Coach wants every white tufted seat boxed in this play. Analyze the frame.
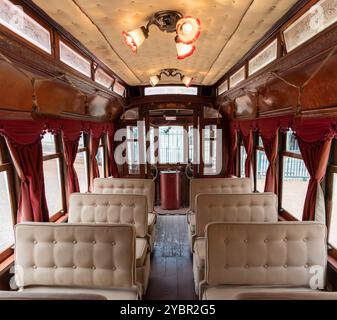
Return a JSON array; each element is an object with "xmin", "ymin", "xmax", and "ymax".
[
  {"xmin": 193, "ymin": 193, "xmax": 278, "ymax": 294},
  {"xmin": 187, "ymin": 178, "xmax": 252, "ymax": 251},
  {"xmin": 14, "ymin": 223, "xmax": 139, "ymax": 300},
  {"xmin": 68, "ymin": 193, "xmax": 151, "ymax": 294},
  {"xmin": 201, "ymin": 222, "xmax": 328, "ymax": 300},
  {"xmin": 93, "ymin": 178, "xmax": 157, "ymax": 250}
]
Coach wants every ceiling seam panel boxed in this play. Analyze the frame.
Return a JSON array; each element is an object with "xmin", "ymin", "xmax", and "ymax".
[
  {"xmin": 72, "ymin": 0, "xmax": 142, "ymax": 84},
  {"xmin": 201, "ymin": 0, "xmax": 255, "ymax": 85}
]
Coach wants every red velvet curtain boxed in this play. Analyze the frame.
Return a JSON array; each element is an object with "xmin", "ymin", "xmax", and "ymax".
[
  {"xmin": 261, "ymin": 133, "xmax": 278, "ymax": 194},
  {"xmin": 297, "ymin": 137, "xmax": 332, "ymax": 221},
  {"xmin": 242, "ymin": 130, "xmax": 253, "ymax": 178},
  {"xmin": 62, "ymin": 133, "xmax": 80, "ymax": 196},
  {"xmin": 6, "ymin": 138, "xmax": 49, "ymax": 222},
  {"xmin": 226, "ymin": 127, "xmax": 238, "ymax": 177},
  {"xmin": 107, "ymin": 125, "xmax": 119, "ymax": 178},
  {"xmin": 89, "ymin": 133, "xmax": 101, "ymax": 192}
]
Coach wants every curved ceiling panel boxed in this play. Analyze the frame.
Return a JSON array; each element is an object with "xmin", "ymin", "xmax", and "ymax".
[{"xmin": 33, "ymin": 0, "xmax": 297, "ymax": 86}]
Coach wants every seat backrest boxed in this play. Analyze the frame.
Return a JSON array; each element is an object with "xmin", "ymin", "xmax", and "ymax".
[
  {"xmin": 93, "ymin": 178, "xmax": 155, "ymax": 212},
  {"xmin": 195, "ymin": 193, "xmax": 278, "ymax": 237},
  {"xmin": 15, "ymin": 223, "xmax": 136, "ymax": 290},
  {"xmin": 68, "ymin": 193, "xmax": 148, "ymax": 238},
  {"xmin": 205, "ymin": 222, "xmax": 327, "ymax": 288},
  {"xmin": 190, "ymin": 178, "xmax": 252, "ymax": 211}
]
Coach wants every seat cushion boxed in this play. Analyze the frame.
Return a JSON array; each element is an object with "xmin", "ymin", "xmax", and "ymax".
[
  {"xmin": 136, "ymin": 238, "xmax": 148, "ymax": 267},
  {"xmin": 22, "ymin": 286, "xmax": 138, "ymax": 300},
  {"xmin": 148, "ymin": 213, "xmax": 156, "ymax": 233},
  {"xmin": 193, "ymin": 238, "xmax": 205, "ymax": 267},
  {"xmin": 202, "ymin": 286, "xmax": 316, "ymax": 300}
]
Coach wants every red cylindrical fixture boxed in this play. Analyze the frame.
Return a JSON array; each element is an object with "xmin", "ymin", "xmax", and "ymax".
[{"xmin": 160, "ymin": 171, "xmax": 181, "ymax": 210}]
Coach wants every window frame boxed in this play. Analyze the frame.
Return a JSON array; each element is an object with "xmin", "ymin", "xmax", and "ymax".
[
  {"xmin": 254, "ymin": 134, "xmax": 268, "ymax": 193},
  {"xmin": 42, "ymin": 133, "xmax": 66, "ymax": 221},
  {"xmin": 279, "ymin": 130, "xmax": 310, "ymax": 221},
  {"xmin": 0, "ymin": 136, "xmax": 16, "ymax": 258},
  {"xmin": 75, "ymin": 133, "xmax": 90, "ymax": 193}
]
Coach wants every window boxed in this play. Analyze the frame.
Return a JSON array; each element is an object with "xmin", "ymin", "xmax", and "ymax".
[
  {"xmin": 188, "ymin": 125, "xmax": 199, "ymax": 164},
  {"xmin": 96, "ymin": 136, "xmax": 105, "ymax": 178},
  {"xmin": 95, "ymin": 68, "xmax": 114, "ymax": 89},
  {"xmin": 0, "ymin": 171, "xmax": 14, "ymax": 252},
  {"xmin": 0, "ymin": 136, "xmax": 14, "ymax": 253},
  {"xmin": 283, "ymin": 0, "xmax": 337, "ymax": 52},
  {"xmin": 203, "ymin": 125, "xmax": 222, "ymax": 175},
  {"xmin": 126, "ymin": 126, "xmax": 140, "ymax": 174},
  {"xmin": 144, "ymin": 86, "xmax": 198, "ymax": 96},
  {"xmin": 249, "ymin": 39, "xmax": 278, "ymax": 76},
  {"xmin": 113, "ymin": 82, "xmax": 126, "ymax": 97},
  {"xmin": 255, "ymin": 136, "xmax": 269, "ymax": 192},
  {"xmin": 159, "ymin": 126, "xmax": 185, "ymax": 164},
  {"xmin": 282, "ymin": 131, "xmax": 310, "ymax": 220},
  {"xmin": 240, "ymin": 145, "xmax": 247, "ymax": 177},
  {"xmin": 74, "ymin": 133, "xmax": 89, "ymax": 193},
  {"xmin": 329, "ymin": 173, "xmax": 337, "ymax": 249},
  {"xmin": 230, "ymin": 66, "xmax": 245, "ymax": 88},
  {"xmin": 59, "ymin": 41, "xmax": 91, "ymax": 77},
  {"xmin": 0, "ymin": 0, "xmax": 52, "ymax": 54},
  {"xmin": 42, "ymin": 133, "xmax": 63, "ymax": 217},
  {"xmin": 217, "ymin": 80, "xmax": 228, "ymax": 95}
]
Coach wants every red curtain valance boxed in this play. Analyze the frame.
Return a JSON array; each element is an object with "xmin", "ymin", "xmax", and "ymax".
[{"xmin": 0, "ymin": 118, "xmax": 115, "ymax": 144}]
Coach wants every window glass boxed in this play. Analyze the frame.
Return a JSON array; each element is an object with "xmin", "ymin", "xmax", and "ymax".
[
  {"xmin": 256, "ymin": 150, "xmax": 269, "ymax": 192},
  {"xmin": 329, "ymin": 173, "xmax": 337, "ymax": 249},
  {"xmin": 79, "ymin": 133, "xmax": 85, "ymax": 148},
  {"xmin": 96, "ymin": 146, "xmax": 104, "ymax": 178},
  {"xmin": 159, "ymin": 126, "xmax": 184, "ymax": 164},
  {"xmin": 43, "ymin": 158, "xmax": 62, "ymax": 216},
  {"xmin": 203, "ymin": 125, "xmax": 221, "ymax": 175},
  {"xmin": 0, "ymin": 171, "xmax": 14, "ymax": 252},
  {"xmin": 241, "ymin": 146, "xmax": 247, "ymax": 177},
  {"xmin": 42, "ymin": 133, "xmax": 56, "ymax": 155},
  {"xmin": 0, "ymin": 0, "xmax": 52, "ymax": 54},
  {"xmin": 144, "ymin": 86, "xmax": 198, "ymax": 96},
  {"xmin": 74, "ymin": 151, "xmax": 88, "ymax": 193},
  {"xmin": 127, "ymin": 126, "xmax": 140, "ymax": 174},
  {"xmin": 282, "ymin": 156, "xmax": 310, "ymax": 220},
  {"xmin": 286, "ymin": 130, "xmax": 301, "ymax": 154}
]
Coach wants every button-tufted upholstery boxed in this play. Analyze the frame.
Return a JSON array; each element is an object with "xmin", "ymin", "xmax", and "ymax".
[
  {"xmin": 68, "ymin": 193, "xmax": 151, "ymax": 294},
  {"xmin": 188, "ymin": 178, "xmax": 252, "ymax": 251},
  {"xmin": 93, "ymin": 178, "xmax": 155, "ymax": 212},
  {"xmin": 14, "ymin": 223, "xmax": 139, "ymax": 300},
  {"xmin": 195, "ymin": 193, "xmax": 278, "ymax": 238},
  {"xmin": 93, "ymin": 178, "xmax": 157, "ymax": 250},
  {"xmin": 201, "ymin": 222, "xmax": 327, "ymax": 300},
  {"xmin": 189, "ymin": 178, "xmax": 252, "ymax": 212},
  {"xmin": 193, "ymin": 193, "xmax": 278, "ymax": 294},
  {"xmin": 68, "ymin": 193, "xmax": 148, "ymax": 238}
]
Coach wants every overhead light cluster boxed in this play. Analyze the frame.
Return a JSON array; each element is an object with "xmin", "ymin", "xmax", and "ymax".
[
  {"xmin": 150, "ymin": 68, "xmax": 193, "ymax": 88},
  {"xmin": 122, "ymin": 11, "xmax": 201, "ymax": 60}
]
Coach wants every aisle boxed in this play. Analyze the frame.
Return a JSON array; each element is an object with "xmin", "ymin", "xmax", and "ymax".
[{"xmin": 145, "ymin": 215, "xmax": 197, "ymax": 300}]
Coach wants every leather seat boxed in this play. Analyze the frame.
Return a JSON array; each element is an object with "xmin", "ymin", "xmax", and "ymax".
[
  {"xmin": 68, "ymin": 193, "xmax": 151, "ymax": 295},
  {"xmin": 188, "ymin": 178, "xmax": 252, "ymax": 252},
  {"xmin": 94, "ymin": 178, "xmax": 157, "ymax": 250},
  {"xmin": 193, "ymin": 193, "xmax": 278, "ymax": 294},
  {"xmin": 200, "ymin": 222, "xmax": 328, "ymax": 300},
  {"xmin": 14, "ymin": 223, "xmax": 140, "ymax": 300}
]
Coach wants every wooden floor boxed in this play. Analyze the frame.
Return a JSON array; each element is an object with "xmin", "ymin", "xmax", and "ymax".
[{"xmin": 145, "ymin": 215, "xmax": 197, "ymax": 300}]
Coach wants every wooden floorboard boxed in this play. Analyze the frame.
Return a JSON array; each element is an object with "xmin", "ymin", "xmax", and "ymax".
[{"xmin": 145, "ymin": 215, "xmax": 197, "ymax": 300}]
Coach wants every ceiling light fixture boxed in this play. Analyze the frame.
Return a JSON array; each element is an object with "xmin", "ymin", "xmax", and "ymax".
[
  {"xmin": 123, "ymin": 10, "xmax": 201, "ymax": 59},
  {"xmin": 150, "ymin": 68, "xmax": 193, "ymax": 88}
]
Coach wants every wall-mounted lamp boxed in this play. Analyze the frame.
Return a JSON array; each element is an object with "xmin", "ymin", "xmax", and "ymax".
[
  {"xmin": 150, "ymin": 68, "xmax": 193, "ymax": 87},
  {"xmin": 123, "ymin": 10, "xmax": 201, "ymax": 59}
]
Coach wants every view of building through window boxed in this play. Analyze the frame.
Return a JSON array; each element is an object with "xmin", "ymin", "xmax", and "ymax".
[{"xmin": 0, "ymin": 171, "xmax": 14, "ymax": 252}]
